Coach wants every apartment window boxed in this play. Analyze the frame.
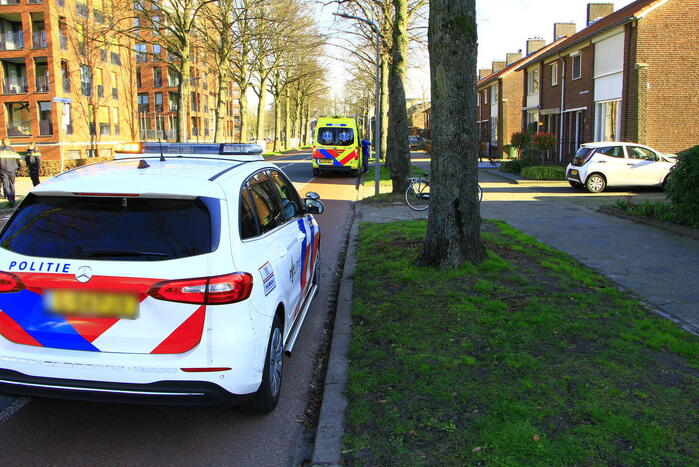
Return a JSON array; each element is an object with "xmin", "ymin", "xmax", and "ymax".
[
  {"xmin": 152, "ymin": 44, "xmax": 161, "ymax": 61},
  {"xmin": 153, "ymin": 67, "xmax": 163, "ymax": 87},
  {"xmin": 154, "ymin": 92, "xmax": 163, "ymax": 112},
  {"xmin": 571, "ymin": 54, "xmax": 581, "ymax": 80},
  {"xmin": 98, "ymin": 106, "xmax": 110, "ymax": 135},
  {"xmin": 61, "ymin": 60, "xmax": 70, "ymax": 93},
  {"xmin": 594, "ymin": 100, "xmax": 620, "ymax": 141},
  {"xmin": 5, "ymin": 102, "xmax": 31, "ymax": 137},
  {"xmin": 483, "ymin": 90, "xmax": 488, "ymax": 105},
  {"xmin": 135, "ymin": 43, "xmax": 147, "ymax": 63},
  {"xmin": 80, "ymin": 64, "xmax": 92, "ymax": 97},
  {"xmin": 111, "ymin": 71, "xmax": 117, "ymax": 99},
  {"xmin": 551, "ymin": 62, "xmax": 559, "ymax": 86},
  {"xmin": 76, "ymin": 2, "xmax": 88, "ymax": 17},
  {"xmin": 168, "ymin": 92, "xmax": 179, "ymax": 111},
  {"xmin": 100, "ymin": 48, "xmax": 107, "ymax": 62},
  {"xmin": 168, "ymin": 68, "xmax": 180, "ymax": 87},
  {"xmin": 88, "ymin": 104, "xmax": 95, "ymax": 135},
  {"xmin": 527, "ymin": 68, "xmax": 539, "ymax": 95},
  {"xmin": 110, "ymin": 49, "xmax": 121, "ymax": 66},
  {"xmin": 138, "ymin": 93, "xmax": 149, "ymax": 113},
  {"xmin": 96, "ymin": 68, "xmax": 104, "ymax": 97},
  {"xmin": 112, "ymin": 107, "xmax": 119, "ymax": 135},
  {"xmin": 490, "ymin": 85, "xmax": 498, "ymax": 104}
]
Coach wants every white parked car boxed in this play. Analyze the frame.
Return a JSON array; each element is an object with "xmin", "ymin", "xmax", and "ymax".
[
  {"xmin": 0, "ymin": 143, "xmax": 323, "ymax": 413},
  {"xmin": 566, "ymin": 142, "xmax": 676, "ymax": 193}
]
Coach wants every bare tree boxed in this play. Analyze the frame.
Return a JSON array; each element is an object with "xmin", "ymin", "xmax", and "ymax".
[{"xmin": 419, "ymin": 0, "xmax": 485, "ymax": 267}]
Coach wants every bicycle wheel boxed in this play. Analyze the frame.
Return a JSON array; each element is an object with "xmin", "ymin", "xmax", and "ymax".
[
  {"xmin": 405, "ymin": 180, "xmax": 430, "ymax": 211},
  {"xmin": 477, "ymin": 184, "xmax": 483, "ymax": 202}
]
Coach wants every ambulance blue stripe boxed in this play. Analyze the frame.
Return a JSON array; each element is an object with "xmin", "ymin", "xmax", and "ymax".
[
  {"xmin": 317, "ymin": 149, "xmax": 343, "ymax": 167},
  {"xmin": 1, "ymin": 291, "xmax": 99, "ymax": 352}
]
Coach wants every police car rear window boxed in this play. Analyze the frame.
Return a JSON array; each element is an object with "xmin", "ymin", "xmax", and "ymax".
[
  {"xmin": 317, "ymin": 127, "xmax": 354, "ymax": 146},
  {"xmin": 0, "ymin": 194, "xmax": 217, "ymax": 261}
]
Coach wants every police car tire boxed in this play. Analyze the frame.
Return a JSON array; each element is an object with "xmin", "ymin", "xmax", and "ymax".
[{"xmin": 241, "ymin": 314, "xmax": 284, "ymax": 414}]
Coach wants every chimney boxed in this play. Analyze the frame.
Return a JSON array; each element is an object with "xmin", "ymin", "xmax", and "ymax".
[
  {"xmin": 478, "ymin": 68, "xmax": 492, "ymax": 80},
  {"xmin": 587, "ymin": 3, "xmax": 614, "ymax": 25},
  {"xmin": 506, "ymin": 51, "xmax": 523, "ymax": 65},
  {"xmin": 554, "ymin": 22, "xmax": 576, "ymax": 41},
  {"xmin": 492, "ymin": 61, "xmax": 506, "ymax": 73},
  {"xmin": 526, "ymin": 38, "xmax": 546, "ymax": 55}
]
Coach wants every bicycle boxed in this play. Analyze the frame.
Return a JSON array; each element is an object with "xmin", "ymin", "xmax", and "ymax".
[{"xmin": 404, "ymin": 174, "xmax": 482, "ymax": 211}]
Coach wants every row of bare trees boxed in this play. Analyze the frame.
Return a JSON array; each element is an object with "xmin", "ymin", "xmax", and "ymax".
[{"xmin": 63, "ymin": 0, "xmax": 329, "ymax": 146}]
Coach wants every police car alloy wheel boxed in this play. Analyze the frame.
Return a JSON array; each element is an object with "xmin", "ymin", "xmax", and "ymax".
[{"xmin": 0, "ymin": 142, "xmax": 323, "ymax": 411}]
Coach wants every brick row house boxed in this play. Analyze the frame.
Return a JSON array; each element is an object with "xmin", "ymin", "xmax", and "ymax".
[{"xmin": 478, "ymin": 0, "xmax": 699, "ymax": 162}]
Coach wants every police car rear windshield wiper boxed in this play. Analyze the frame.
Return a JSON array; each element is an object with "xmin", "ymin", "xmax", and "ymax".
[{"xmin": 84, "ymin": 248, "xmax": 169, "ymax": 258}]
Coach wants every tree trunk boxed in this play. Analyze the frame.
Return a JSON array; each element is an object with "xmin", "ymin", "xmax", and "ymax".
[
  {"xmin": 419, "ymin": 0, "xmax": 485, "ymax": 268},
  {"xmin": 303, "ymin": 105, "xmax": 310, "ymax": 145},
  {"xmin": 272, "ymin": 93, "xmax": 282, "ymax": 152},
  {"xmin": 214, "ymin": 70, "xmax": 226, "ymax": 143},
  {"xmin": 239, "ymin": 83, "xmax": 248, "ymax": 142},
  {"xmin": 380, "ymin": 57, "xmax": 389, "ymax": 162},
  {"xmin": 386, "ymin": 0, "xmax": 411, "ymax": 194},
  {"xmin": 284, "ymin": 88, "xmax": 291, "ymax": 149},
  {"xmin": 177, "ymin": 46, "xmax": 191, "ymax": 142},
  {"xmin": 255, "ymin": 75, "xmax": 268, "ymax": 141}
]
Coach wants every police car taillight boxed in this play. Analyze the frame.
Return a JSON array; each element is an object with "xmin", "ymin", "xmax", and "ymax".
[
  {"xmin": 148, "ymin": 273, "xmax": 253, "ymax": 305},
  {"xmin": 0, "ymin": 272, "xmax": 24, "ymax": 293}
]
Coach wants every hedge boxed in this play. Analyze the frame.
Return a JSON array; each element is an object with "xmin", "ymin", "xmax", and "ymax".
[
  {"xmin": 520, "ymin": 165, "xmax": 566, "ymax": 180},
  {"xmin": 665, "ymin": 145, "xmax": 699, "ymax": 227},
  {"xmin": 17, "ymin": 156, "xmax": 114, "ymax": 178}
]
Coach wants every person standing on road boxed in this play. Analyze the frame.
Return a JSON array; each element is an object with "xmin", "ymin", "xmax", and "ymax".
[
  {"xmin": 361, "ymin": 139, "xmax": 371, "ymax": 173},
  {"xmin": 24, "ymin": 142, "xmax": 41, "ymax": 186},
  {"xmin": 0, "ymin": 137, "xmax": 21, "ymax": 208}
]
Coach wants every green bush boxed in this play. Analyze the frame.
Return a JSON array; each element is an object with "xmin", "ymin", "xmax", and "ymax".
[
  {"xmin": 17, "ymin": 156, "xmax": 114, "ymax": 178},
  {"xmin": 665, "ymin": 145, "xmax": 699, "ymax": 226},
  {"xmin": 520, "ymin": 165, "xmax": 566, "ymax": 180},
  {"xmin": 500, "ymin": 159, "xmax": 523, "ymax": 174}
]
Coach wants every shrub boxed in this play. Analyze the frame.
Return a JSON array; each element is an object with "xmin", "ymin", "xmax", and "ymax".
[
  {"xmin": 520, "ymin": 165, "xmax": 566, "ymax": 180},
  {"xmin": 17, "ymin": 156, "xmax": 114, "ymax": 178},
  {"xmin": 500, "ymin": 159, "xmax": 522, "ymax": 174},
  {"xmin": 665, "ymin": 145, "xmax": 699, "ymax": 226},
  {"xmin": 510, "ymin": 131, "xmax": 530, "ymax": 157},
  {"xmin": 531, "ymin": 132, "xmax": 557, "ymax": 152}
]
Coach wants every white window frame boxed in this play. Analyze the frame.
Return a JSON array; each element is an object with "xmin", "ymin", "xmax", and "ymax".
[
  {"xmin": 491, "ymin": 85, "xmax": 498, "ymax": 104},
  {"xmin": 551, "ymin": 62, "xmax": 559, "ymax": 86},
  {"xmin": 484, "ymin": 90, "xmax": 488, "ymax": 105},
  {"xmin": 477, "ymin": 92, "xmax": 480, "ymax": 107},
  {"xmin": 527, "ymin": 68, "xmax": 539, "ymax": 95}
]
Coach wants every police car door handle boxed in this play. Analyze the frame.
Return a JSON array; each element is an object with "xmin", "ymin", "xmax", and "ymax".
[
  {"xmin": 297, "ymin": 233, "xmax": 306, "ymax": 241},
  {"xmin": 278, "ymin": 247, "xmax": 288, "ymax": 258}
]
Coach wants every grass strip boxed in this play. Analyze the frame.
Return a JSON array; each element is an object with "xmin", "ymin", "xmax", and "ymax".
[
  {"xmin": 344, "ymin": 219, "xmax": 699, "ymax": 466},
  {"xmin": 612, "ymin": 199, "xmax": 699, "ymax": 230}
]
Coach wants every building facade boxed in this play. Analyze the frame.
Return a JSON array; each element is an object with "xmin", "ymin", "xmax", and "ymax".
[{"xmin": 0, "ymin": 0, "xmax": 136, "ymax": 162}]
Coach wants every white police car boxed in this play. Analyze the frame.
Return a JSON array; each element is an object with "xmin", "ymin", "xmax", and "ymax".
[{"xmin": 0, "ymin": 142, "xmax": 323, "ymax": 413}]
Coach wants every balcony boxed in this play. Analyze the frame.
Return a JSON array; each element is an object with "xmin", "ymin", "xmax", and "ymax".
[
  {"xmin": 36, "ymin": 75, "xmax": 50, "ymax": 93},
  {"xmin": 32, "ymin": 32, "xmax": 47, "ymax": 49},
  {"xmin": 39, "ymin": 120, "xmax": 53, "ymax": 136},
  {"xmin": 154, "ymin": 104, "xmax": 163, "ymax": 113},
  {"xmin": 7, "ymin": 121, "xmax": 31, "ymax": 137},
  {"xmin": 3, "ymin": 78, "xmax": 28, "ymax": 94},
  {"xmin": 0, "ymin": 31, "xmax": 24, "ymax": 51}
]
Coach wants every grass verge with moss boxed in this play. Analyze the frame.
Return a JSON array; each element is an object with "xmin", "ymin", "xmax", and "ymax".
[{"xmin": 343, "ymin": 219, "xmax": 699, "ymax": 466}]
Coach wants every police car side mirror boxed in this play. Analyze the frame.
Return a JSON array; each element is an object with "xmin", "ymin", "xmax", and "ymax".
[
  {"xmin": 304, "ymin": 198, "xmax": 324, "ymax": 215},
  {"xmin": 306, "ymin": 191, "xmax": 320, "ymax": 200}
]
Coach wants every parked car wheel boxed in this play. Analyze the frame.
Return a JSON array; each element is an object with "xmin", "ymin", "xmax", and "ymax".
[
  {"xmin": 569, "ymin": 181, "xmax": 583, "ymax": 189},
  {"xmin": 585, "ymin": 173, "xmax": 606, "ymax": 193},
  {"xmin": 241, "ymin": 313, "xmax": 284, "ymax": 414}
]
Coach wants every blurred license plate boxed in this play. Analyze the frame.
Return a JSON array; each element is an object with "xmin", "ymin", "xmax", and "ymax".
[
  {"xmin": 47, "ymin": 290, "xmax": 139, "ymax": 319},
  {"xmin": 317, "ymin": 159, "xmax": 333, "ymax": 165}
]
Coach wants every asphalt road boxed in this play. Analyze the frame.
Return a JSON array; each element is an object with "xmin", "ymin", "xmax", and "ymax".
[{"xmin": 0, "ymin": 151, "xmax": 358, "ymax": 466}]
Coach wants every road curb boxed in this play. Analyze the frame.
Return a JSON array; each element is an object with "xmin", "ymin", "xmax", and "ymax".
[
  {"xmin": 311, "ymin": 216, "xmax": 358, "ymax": 466},
  {"xmin": 598, "ymin": 206, "xmax": 699, "ymax": 241}
]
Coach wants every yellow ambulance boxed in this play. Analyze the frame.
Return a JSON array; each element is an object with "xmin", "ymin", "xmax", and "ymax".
[{"xmin": 312, "ymin": 116, "xmax": 363, "ymax": 176}]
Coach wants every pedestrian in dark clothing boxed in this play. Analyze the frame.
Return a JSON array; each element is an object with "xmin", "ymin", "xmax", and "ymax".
[
  {"xmin": 24, "ymin": 142, "xmax": 41, "ymax": 186},
  {"xmin": 0, "ymin": 137, "xmax": 21, "ymax": 208},
  {"xmin": 361, "ymin": 139, "xmax": 371, "ymax": 173}
]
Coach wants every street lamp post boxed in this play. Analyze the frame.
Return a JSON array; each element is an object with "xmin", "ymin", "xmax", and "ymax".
[{"xmin": 333, "ymin": 12, "xmax": 381, "ymax": 196}]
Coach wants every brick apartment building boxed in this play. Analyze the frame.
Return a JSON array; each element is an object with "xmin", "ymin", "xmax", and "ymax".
[
  {"xmin": 520, "ymin": 0, "xmax": 699, "ymax": 162},
  {"xmin": 476, "ymin": 36, "xmax": 568, "ymax": 158},
  {"xmin": 0, "ymin": 0, "xmax": 136, "ymax": 163}
]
